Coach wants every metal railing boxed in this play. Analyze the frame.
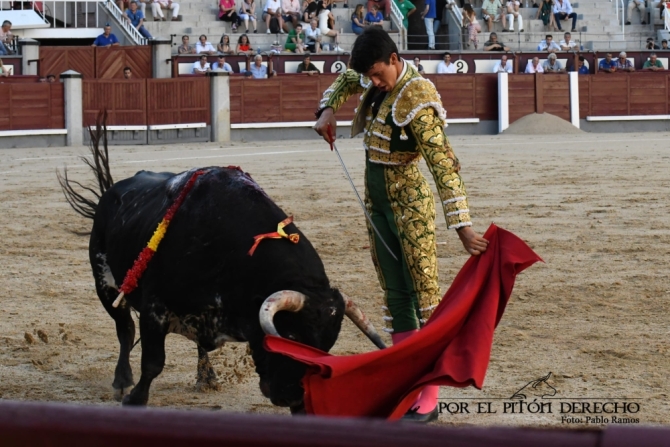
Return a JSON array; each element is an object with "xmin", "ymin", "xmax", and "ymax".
[
  {"xmin": 447, "ymin": 0, "xmax": 463, "ymax": 27},
  {"xmin": 102, "ymin": 0, "xmax": 148, "ymax": 45},
  {"xmin": 390, "ymin": 0, "xmax": 406, "ymax": 50},
  {"xmin": 614, "ymin": 0, "xmax": 625, "ymax": 35}
]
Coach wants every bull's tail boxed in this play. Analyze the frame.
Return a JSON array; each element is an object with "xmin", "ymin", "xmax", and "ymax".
[{"xmin": 57, "ymin": 110, "xmax": 115, "ymax": 221}]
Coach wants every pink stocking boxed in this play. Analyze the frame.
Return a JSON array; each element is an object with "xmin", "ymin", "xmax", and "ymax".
[{"xmin": 391, "ymin": 329, "xmax": 438, "ymax": 415}]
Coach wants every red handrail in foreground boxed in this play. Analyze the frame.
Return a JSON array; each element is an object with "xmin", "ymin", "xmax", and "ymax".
[{"xmin": 0, "ymin": 400, "xmax": 667, "ymax": 447}]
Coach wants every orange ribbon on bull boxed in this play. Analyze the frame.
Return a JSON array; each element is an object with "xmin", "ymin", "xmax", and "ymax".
[{"xmin": 248, "ymin": 216, "xmax": 300, "ymax": 256}]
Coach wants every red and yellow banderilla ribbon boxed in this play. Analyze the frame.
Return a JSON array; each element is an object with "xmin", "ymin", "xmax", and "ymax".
[
  {"xmin": 248, "ymin": 216, "xmax": 300, "ymax": 256},
  {"xmin": 112, "ymin": 170, "xmax": 206, "ymax": 308}
]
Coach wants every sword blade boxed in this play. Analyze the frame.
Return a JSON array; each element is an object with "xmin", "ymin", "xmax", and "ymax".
[{"xmin": 332, "ymin": 143, "xmax": 399, "ymax": 262}]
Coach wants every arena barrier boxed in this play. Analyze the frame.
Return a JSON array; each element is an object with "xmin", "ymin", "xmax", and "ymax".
[{"xmin": 0, "ymin": 400, "xmax": 669, "ymax": 447}]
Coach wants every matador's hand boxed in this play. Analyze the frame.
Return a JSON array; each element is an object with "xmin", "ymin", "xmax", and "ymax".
[
  {"xmin": 314, "ymin": 107, "xmax": 337, "ymax": 145},
  {"xmin": 457, "ymin": 226, "xmax": 489, "ymax": 255}
]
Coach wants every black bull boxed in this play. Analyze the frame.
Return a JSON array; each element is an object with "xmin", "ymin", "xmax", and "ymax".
[{"xmin": 59, "ymin": 142, "xmax": 385, "ymax": 412}]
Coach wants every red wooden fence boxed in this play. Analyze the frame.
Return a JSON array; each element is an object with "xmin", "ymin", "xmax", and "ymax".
[
  {"xmin": 508, "ymin": 74, "xmax": 570, "ymax": 124},
  {"xmin": 40, "ymin": 46, "xmax": 152, "ymax": 80},
  {"xmin": 0, "ymin": 82, "xmax": 64, "ymax": 130},
  {"xmin": 83, "ymin": 78, "xmax": 210, "ymax": 127},
  {"xmin": 579, "ymin": 73, "xmax": 670, "ymax": 118}
]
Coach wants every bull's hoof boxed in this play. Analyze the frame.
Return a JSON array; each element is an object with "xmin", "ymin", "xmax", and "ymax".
[
  {"xmin": 195, "ymin": 379, "xmax": 221, "ymax": 392},
  {"xmin": 113, "ymin": 386, "xmax": 133, "ymax": 402},
  {"xmin": 290, "ymin": 403, "xmax": 306, "ymax": 415}
]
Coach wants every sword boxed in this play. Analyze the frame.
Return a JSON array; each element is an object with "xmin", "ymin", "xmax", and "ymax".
[{"xmin": 326, "ymin": 125, "xmax": 399, "ymax": 262}]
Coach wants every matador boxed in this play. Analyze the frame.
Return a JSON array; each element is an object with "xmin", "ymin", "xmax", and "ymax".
[{"xmin": 314, "ymin": 28, "xmax": 489, "ymax": 422}]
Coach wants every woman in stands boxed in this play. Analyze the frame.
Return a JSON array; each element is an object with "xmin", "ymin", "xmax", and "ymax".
[
  {"xmin": 351, "ymin": 4, "xmax": 365, "ymax": 34},
  {"xmin": 536, "ymin": 0, "xmax": 558, "ymax": 31},
  {"xmin": 239, "ymin": 0, "xmax": 258, "ymax": 33},
  {"xmin": 219, "ymin": 0, "xmax": 242, "ymax": 32},
  {"xmin": 317, "ymin": 0, "xmax": 342, "ymax": 51},
  {"xmin": 462, "ymin": 3, "xmax": 480, "ymax": 49},
  {"xmin": 218, "ymin": 34, "xmax": 234, "ymax": 54},
  {"xmin": 236, "ymin": 33, "xmax": 255, "ymax": 55},
  {"xmin": 364, "ymin": 3, "xmax": 383, "ymax": 26}
]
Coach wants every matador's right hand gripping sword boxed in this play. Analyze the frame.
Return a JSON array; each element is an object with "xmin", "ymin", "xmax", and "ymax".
[{"xmin": 326, "ymin": 125, "xmax": 399, "ymax": 262}]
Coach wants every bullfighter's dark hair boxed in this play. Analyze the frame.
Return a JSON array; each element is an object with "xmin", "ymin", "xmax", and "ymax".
[{"xmin": 350, "ymin": 27, "xmax": 398, "ymax": 75}]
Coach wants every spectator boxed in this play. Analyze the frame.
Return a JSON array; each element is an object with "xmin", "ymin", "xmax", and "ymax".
[
  {"xmin": 283, "ymin": 0, "xmax": 302, "ymax": 31},
  {"xmin": 303, "ymin": 0, "xmax": 318, "ymax": 22},
  {"xmin": 0, "ymin": 58, "xmax": 8, "ymax": 77},
  {"xmin": 646, "ymin": 37, "xmax": 660, "ymax": 50},
  {"xmin": 525, "ymin": 56, "xmax": 544, "ymax": 73},
  {"xmin": 643, "ymin": 53, "xmax": 665, "ymax": 71},
  {"xmin": 504, "ymin": 0, "xmax": 523, "ymax": 32},
  {"xmin": 123, "ymin": 66, "xmax": 133, "ymax": 78},
  {"xmin": 304, "ymin": 19, "xmax": 322, "ymax": 53},
  {"xmin": 413, "ymin": 57, "xmax": 425, "ymax": 74},
  {"xmin": 196, "ymin": 35, "xmax": 217, "ymax": 54},
  {"xmin": 246, "ymin": 54, "xmax": 268, "ymax": 78},
  {"xmin": 573, "ymin": 55, "xmax": 589, "ymax": 74},
  {"xmin": 559, "ymin": 31, "xmax": 577, "ymax": 51},
  {"xmin": 318, "ymin": 1, "xmax": 342, "ymax": 50},
  {"xmin": 434, "ymin": 0, "xmax": 446, "ymax": 34},
  {"xmin": 436, "ymin": 52, "xmax": 456, "ymax": 73},
  {"xmin": 543, "ymin": 53, "xmax": 564, "ymax": 72},
  {"xmin": 92, "ymin": 25, "xmax": 120, "ymax": 47},
  {"xmin": 0, "ymin": 20, "xmax": 12, "ymax": 55},
  {"xmin": 178, "ymin": 35, "xmax": 196, "ymax": 54},
  {"xmin": 151, "ymin": 0, "xmax": 180, "ymax": 22},
  {"xmin": 553, "ymin": 0, "xmax": 577, "ymax": 32},
  {"xmin": 236, "ymin": 33, "xmax": 254, "ymax": 54},
  {"xmin": 365, "ymin": 4, "xmax": 384, "ymax": 26},
  {"xmin": 212, "ymin": 54, "xmax": 234, "ymax": 72},
  {"xmin": 625, "ymin": 0, "xmax": 646, "ymax": 25},
  {"xmin": 192, "ymin": 55, "xmax": 211, "ymax": 74},
  {"xmin": 395, "ymin": 0, "xmax": 417, "ymax": 29},
  {"xmin": 285, "ymin": 23, "xmax": 306, "ymax": 52},
  {"xmin": 598, "ymin": 52, "xmax": 616, "ymax": 73},
  {"xmin": 367, "ymin": 0, "xmax": 390, "ymax": 19},
  {"xmin": 239, "ymin": 0, "xmax": 258, "ymax": 33},
  {"xmin": 463, "ymin": 4, "xmax": 481, "ymax": 49},
  {"xmin": 614, "ymin": 51, "xmax": 635, "ymax": 72},
  {"xmin": 219, "ymin": 0, "xmax": 241, "ymax": 32},
  {"xmin": 662, "ymin": 39, "xmax": 669, "ymax": 50},
  {"xmin": 297, "ymin": 55, "xmax": 320, "ymax": 74},
  {"xmin": 421, "ymin": 0, "xmax": 436, "ymax": 50},
  {"xmin": 264, "ymin": 0, "xmax": 285, "ymax": 34},
  {"xmin": 484, "ymin": 32, "xmax": 510, "ymax": 51},
  {"xmin": 124, "ymin": 1, "xmax": 153, "ymax": 40},
  {"xmin": 218, "ymin": 34, "xmax": 234, "ymax": 54},
  {"xmin": 536, "ymin": 0, "xmax": 558, "ymax": 31},
  {"xmin": 481, "ymin": 0, "xmax": 505, "ymax": 33},
  {"xmin": 351, "ymin": 4, "xmax": 365, "ymax": 35},
  {"xmin": 537, "ymin": 34, "xmax": 561, "ymax": 52},
  {"xmin": 493, "ymin": 54, "xmax": 513, "ymax": 73}
]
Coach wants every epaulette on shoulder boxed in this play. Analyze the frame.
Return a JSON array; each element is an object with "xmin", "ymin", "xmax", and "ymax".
[{"xmin": 391, "ymin": 77, "xmax": 447, "ymax": 127}]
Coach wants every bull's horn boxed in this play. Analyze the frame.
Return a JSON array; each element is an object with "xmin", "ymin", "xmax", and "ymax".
[
  {"xmin": 341, "ymin": 294, "xmax": 387, "ymax": 350},
  {"xmin": 259, "ymin": 291, "xmax": 307, "ymax": 336}
]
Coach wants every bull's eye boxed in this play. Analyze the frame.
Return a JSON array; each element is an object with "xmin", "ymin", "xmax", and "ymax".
[
  {"xmin": 287, "ymin": 334, "xmax": 297, "ymax": 340},
  {"xmin": 330, "ymin": 307, "xmax": 337, "ymax": 316}
]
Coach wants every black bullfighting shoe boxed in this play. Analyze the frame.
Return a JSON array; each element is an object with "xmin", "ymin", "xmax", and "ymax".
[{"xmin": 401, "ymin": 405, "xmax": 439, "ymax": 423}]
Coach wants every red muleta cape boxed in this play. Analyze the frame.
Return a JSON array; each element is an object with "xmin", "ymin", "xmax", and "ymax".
[{"xmin": 264, "ymin": 224, "xmax": 543, "ymax": 419}]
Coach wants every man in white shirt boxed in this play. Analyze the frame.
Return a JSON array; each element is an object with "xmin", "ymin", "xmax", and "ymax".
[
  {"xmin": 192, "ymin": 55, "xmax": 211, "ymax": 74},
  {"xmin": 504, "ymin": 0, "xmax": 522, "ymax": 32},
  {"xmin": 525, "ymin": 56, "xmax": 544, "ymax": 73},
  {"xmin": 493, "ymin": 54, "xmax": 513, "ymax": 73},
  {"xmin": 304, "ymin": 19, "xmax": 322, "ymax": 53},
  {"xmin": 559, "ymin": 31, "xmax": 577, "ymax": 51},
  {"xmin": 436, "ymin": 52, "xmax": 457, "ymax": 73},
  {"xmin": 553, "ymin": 0, "xmax": 577, "ymax": 31},
  {"xmin": 626, "ymin": 0, "xmax": 647, "ymax": 25},
  {"xmin": 211, "ymin": 54, "xmax": 233, "ymax": 72},
  {"xmin": 264, "ymin": 0, "xmax": 285, "ymax": 34},
  {"xmin": 282, "ymin": 0, "xmax": 301, "ymax": 31},
  {"xmin": 537, "ymin": 34, "xmax": 561, "ymax": 52},
  {"xmin": 481, "ymin": 0, "xmax": 506, "ymax": 32},
  {"xmin": 195, "ymin": 35, "xmax": 216, "ymax": 54}
]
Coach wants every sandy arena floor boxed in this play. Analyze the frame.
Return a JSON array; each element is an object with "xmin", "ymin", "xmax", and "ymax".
[{"xmin": 0, "ymin": 132, "xmax": 669, "ymax": 427}]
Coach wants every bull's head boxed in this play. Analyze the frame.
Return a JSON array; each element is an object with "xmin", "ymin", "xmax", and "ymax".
[{"xmin": 256, "ymin": 290, "xmax": 385, "ymax": 411}]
